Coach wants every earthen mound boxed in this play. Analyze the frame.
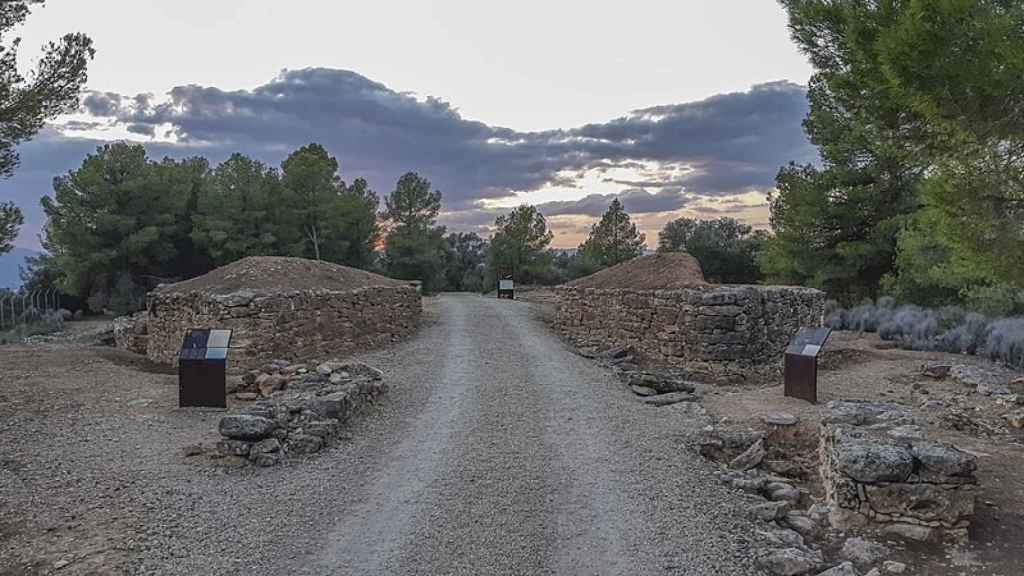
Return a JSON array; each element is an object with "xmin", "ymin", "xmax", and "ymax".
[
  {"xmin": 158, "ymin": 256, "xmax": 404, "ymax": 296},
  {"xmin": 566, "ymin": 252, "xmax": 707, "ymax": 290}
]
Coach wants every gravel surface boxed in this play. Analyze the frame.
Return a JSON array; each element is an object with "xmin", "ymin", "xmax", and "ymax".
[{"xmin": 1, "ymin": 294, "xmax": 763, "ymax": 575}]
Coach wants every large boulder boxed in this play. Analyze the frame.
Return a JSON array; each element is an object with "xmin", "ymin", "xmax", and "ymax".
[{"xmin": 218, "ymin": 414, "xmax": 276, "ymax": 440}]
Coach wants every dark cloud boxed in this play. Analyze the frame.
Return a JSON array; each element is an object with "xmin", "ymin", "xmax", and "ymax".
[
  {"xmin": 3, "ymin": 68, "xmax": 814, "ymax": 248},
  {"xmin": 81, "ymin": 91, "xmax": 122, "ymax": 116},
  {"xmin": 126, "ymin": 123, "xmax": 156, "ymax": 137},
  {"xmin": 537, "ymin": 188, "xmax": 695, "ymax": 217},
  {"xmin": 59, "ymin": 120, "xmax": 105, "ymax": 131}
]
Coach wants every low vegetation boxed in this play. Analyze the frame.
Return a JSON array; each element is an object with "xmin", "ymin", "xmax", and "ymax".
[{"xmin": 825, "ymin": 298, "xmax": 1024, "ymax": 369}]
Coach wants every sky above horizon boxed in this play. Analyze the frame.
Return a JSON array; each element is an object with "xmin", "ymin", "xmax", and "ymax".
[{"xmin": 3, "ymin": 0, "xmax": 817, "ymax": 250}]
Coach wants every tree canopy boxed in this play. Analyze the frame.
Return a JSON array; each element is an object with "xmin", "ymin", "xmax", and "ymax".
[
  {"xmin": 486, "ymin": 204, "xmax": 554, "ymax": 287},
  {"xmin": 0, "ymin": 200, "xmax": 22, "ymax": 254},
  {"xmin": 659, "ymin": 217, "xmax": 766, "ymax": 284},
  {"xmin": 382, "ymin": 172, "xmax": 447, "ymax": 293},
  {"xmin": 0, "ymin": 0, "xmax": 94, "ymax": 179},
  {"xmin": 578, "ymin": 199, "xmax": 645, "ymax": 267},
  {"xmin": 39, "ymin": 143, "xmax": 383, "ymax": 312},
  {"xmin": 766, "ymin": 0, "xmax": 1024, "ymax": 312}
]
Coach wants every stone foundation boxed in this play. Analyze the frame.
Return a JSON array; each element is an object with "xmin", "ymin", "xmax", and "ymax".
[
  {"xmin": 554, "ymin": 285, "xmax": 825, "ymax": 382},
  {"xmin": 214, "ymin": 358, "xmax": 387, "ymax": 467},
  {"xmin": 819, "ymin": 401, "xmax": 977, "ymax": 543},
  {"xmin": 112, "ymin": 312, "xmax": 148, "ymax": 355},
  {"xmin": 146, "ymin": 286, "xmax": 420, "ymax": 372}
]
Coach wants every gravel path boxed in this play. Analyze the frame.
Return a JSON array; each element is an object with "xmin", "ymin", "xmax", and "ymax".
[{"xmin": 1, "ymin": 294, "xmax": 763, "ymax": 575}]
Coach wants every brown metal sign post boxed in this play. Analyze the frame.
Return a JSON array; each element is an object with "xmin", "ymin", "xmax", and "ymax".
[
  {"xmin": 783, "ymin": 327, "xmax": 831, "ymax": 404},
  {"xmin": 178, "ymin": 328, "xmax": 232, "ymax": 408}
]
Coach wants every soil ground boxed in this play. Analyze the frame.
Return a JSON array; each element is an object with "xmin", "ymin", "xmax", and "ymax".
[
  {"xmin": 3, "ymin": 296, "xmax": 1023, "ymax": 575},
  {"xmin": 1, "ymin": 295, "xmax": 761, "ymax": 576}
]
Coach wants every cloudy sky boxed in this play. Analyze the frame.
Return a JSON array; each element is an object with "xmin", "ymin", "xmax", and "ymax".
[{"xmin": 4, "ymin": 0, "xmax": 817, "ymax": 250}]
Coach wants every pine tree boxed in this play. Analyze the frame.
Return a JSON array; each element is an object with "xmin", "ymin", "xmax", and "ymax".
[{"xmin": 579, "ymin": 198, "xmax": 645, "ymax": 267}]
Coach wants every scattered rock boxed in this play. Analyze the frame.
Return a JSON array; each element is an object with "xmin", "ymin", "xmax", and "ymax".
[
  {"xmin": 824, "ymin": 400, "xmax": 914, "ymax": 427},
  {"xmin": 256, "ymin": 373, "xmax": 286, "ymax": 397},
  {"xmin": 921, "ymin": 363, "xmax": 953, "ymax": 379},
  {"xmin": 180, "ymin": 444, "xmax": 204, "ymax": 457},
  {"xmin": 641, "ymin": 391, "xmax": 698, "ymax": 406},
  {"xmin": 782, "ymin": 512, "xmax": 819, "ymax": 538},
  {"xmin": 840, "ymin": 537, "xmax": 890, "ymax": 567},
  {"xmin": 629, "ymin": 385, "xmax": 657, "ymax": 397},
  {"xmin": 627, "ymin": 372, "xmax": 696, "ymax": 394},
  {"xmin": 234, "ymin": 392, "xmax": 258, "ymax": 401},
  {"xmin": 216, "ymin": 439, "xmax": 252, "ymax": 457},
  {"xmin": 886, "ymin": 425, "xmax": 924, "ymax": 440},
  {"xmin": 250, "ymin": 437, "xmax": 281, "ymax": 455},
  {"xmin": 286, "ymin": 433, "xmax": 324, "ymax": 455},
  {"xmin": 757, "ymin": 547, "xmax": 823, "ymax": 576},
  {"xmin": 766, "ymin": 482, "xmax": 801, "ymax": 503},
  {"xmin": 218, "ymin": 415, "xmax": 276, "ymax": 441},
  {"xmin": 53, "ymin": 559, "xmax": 71, "ymax": 570},
  {"xmin": 816, "ymin": 562, "xmax": 857, "ymax": 576},
  {"xmin": 883, "ymin": 523, "xmax": 933, "ymax": 542},
  {"xmin": 698, "ymin": 427, "xmax": 765, "ymax": 463},
  {"xmin": 609, "ymin": 355, "xmax": 634, "ymax": 366},
  {"xmin": 1006, "ymin": 410, "xmax": 1024, "ymax": 429},
  {"xmin": 758, "ymin": 527, "xmax": 806, "ymax": 549},
  {"xmin": 729, "ymin": 438, "xmax": 766, "ymax": 471},
  {"xmin": 882, "ymin": 561, "xmax": 906, "ymax": 574},
  {"xmin": 604, "ymin": 345, "xmax": 630, "ymax": 359},
  {"xmin": 749, "ymin": 500, "xmax": 791, "ymax": 522},
  {"xmin": 763, "ymin": 413, "xmax": 799, "ymax": 426}
]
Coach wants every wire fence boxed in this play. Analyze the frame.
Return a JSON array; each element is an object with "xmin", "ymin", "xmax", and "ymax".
[{"xmin": 0, "ymin": 288, "xmax": 62, "ymax": 331}]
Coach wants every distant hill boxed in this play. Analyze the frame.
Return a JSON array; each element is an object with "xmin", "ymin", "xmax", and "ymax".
[{"xmin": 0, "ymin": 247, "xmax": 40, "ymax": 290}]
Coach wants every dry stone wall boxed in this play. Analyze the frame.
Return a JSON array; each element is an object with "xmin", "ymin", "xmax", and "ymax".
[
  {"xmin": 555, "ymin": 285, "xmax": 824, "ymax": 382},
  {"xmin": 146, "ymin": 286, "xmax": 420, "ymax": 372},
  {"xmin": 819, "ymin": 400, "xmax": 977, "ymax": 543}
]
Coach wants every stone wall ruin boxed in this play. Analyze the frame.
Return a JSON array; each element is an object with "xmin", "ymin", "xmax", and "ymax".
[
  {"xmin": 143, "ymin": 257, "xmax": 421, "ymax": 372},
  {"xmin": 555, "ymin": 284, "xmax": 825, "ymax": 382},
  {"xmin": 819, "ymin": 400, "xmax": 977, "ymax": 543}
]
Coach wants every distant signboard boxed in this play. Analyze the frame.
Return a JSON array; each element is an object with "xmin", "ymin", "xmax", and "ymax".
[{"xmin": 497, "ymin": 275, "xmax": 514, "ymax": 300}]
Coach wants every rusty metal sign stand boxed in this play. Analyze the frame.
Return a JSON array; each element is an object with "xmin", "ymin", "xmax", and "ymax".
[
  {"xmin": 178, "ymin": 328, "xmax": 232, "ymax": 408},
  {"xmin": 784, "ymin": 327, "xmax": 831, "ymax": 404}
]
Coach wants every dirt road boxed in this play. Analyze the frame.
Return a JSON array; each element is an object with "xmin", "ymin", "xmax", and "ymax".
[{"xmin": 1, "ymin": 294, "xmax": 762, "ymax": 575}]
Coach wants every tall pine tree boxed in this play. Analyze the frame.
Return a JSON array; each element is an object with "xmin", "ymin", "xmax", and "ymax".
[{"xmin": 579, "ymin": 198, "xmax": 645, "ymax": 267}]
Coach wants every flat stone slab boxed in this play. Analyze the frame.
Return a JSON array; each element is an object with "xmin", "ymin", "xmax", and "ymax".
[
  {"xmin": 641, "ymin": 392, "xmax": 698, "ymax": 406},
  {"xmin": 762, "ymin": 413, "xmax": 799, "ymax": 426},
  {"xmin": 629, "ymin": 384, "xmax": 658, "ymax": 397}
]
